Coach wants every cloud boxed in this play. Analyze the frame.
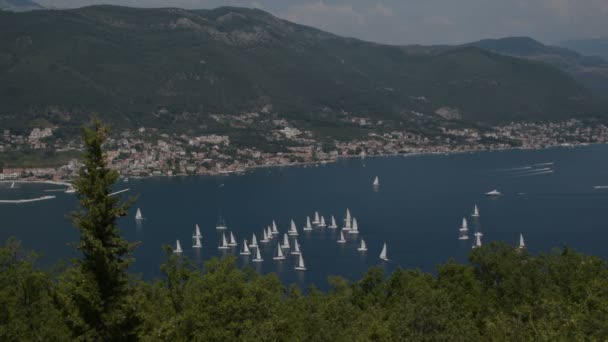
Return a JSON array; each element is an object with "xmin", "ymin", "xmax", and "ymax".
[{"xmin": 369, "ymin": 3, "xmax": 393, "ymax": 17}]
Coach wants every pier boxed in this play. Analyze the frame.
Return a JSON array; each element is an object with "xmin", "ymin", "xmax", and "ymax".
[{"xmin": 0, "ymin": 195, "xmax": 56, "ymax": 204}]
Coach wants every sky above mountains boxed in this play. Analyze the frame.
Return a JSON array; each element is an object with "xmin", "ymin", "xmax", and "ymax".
[{"xmin": 35, "ymin": 0, "xmax": 608, "ymax": 45}]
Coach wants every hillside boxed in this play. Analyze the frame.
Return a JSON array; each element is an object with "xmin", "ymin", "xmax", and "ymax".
[
  {"xmin": 0, "ymin": 0, "xmax": 43, "ymax": 11},
  {"xmin": 468, "ymin": 37, "xmax": 608, "ymax": 94},
  {"xmin": 0, "ymin": 6, "xmax": 599, "ymax": 136},
  {"xmin": 557, "ymin": 37, "xmax": 608, "ymax": 61}
]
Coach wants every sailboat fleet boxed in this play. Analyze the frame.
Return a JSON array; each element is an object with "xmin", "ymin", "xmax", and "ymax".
[
  {"xmin": 161, "ymin": 206, "xmax": 392, "ymax": 273},
  {"xmin": 457, "ymin": 204, "xmax": 525, "ymax": 251}
]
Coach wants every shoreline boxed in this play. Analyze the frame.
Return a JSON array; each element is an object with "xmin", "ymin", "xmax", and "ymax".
[
  {"xmin": 115, "ymin": 141, "xmax": 603, "ymax": 181},
  {"xmin": 2, "ymin": 142, "xmax": 603, "ymax": 182}
]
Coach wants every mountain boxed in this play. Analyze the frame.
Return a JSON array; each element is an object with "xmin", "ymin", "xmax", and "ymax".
[
  {"xmin": 0, "ymin": 0, "xmax": 43, "ymax": 12},
  {"xmin": 557, "ymin": 38, "xmax": 608, "ymax": 61},
  {"xmin": 468, "ymin": 37, "xmax": 608, "ymax": 94},
  {"xmin": 0, "ymin": 6, "xmax": 600, "ymax": 135}
]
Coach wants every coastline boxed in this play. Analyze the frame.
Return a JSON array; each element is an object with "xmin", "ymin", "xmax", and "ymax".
[
  {"xmin": 113, "ymin": 141, "xmax": 604, "ymax": 180},
  {"xmin": 2, "ymin": 142, "xmax": 602, "ymax": 183}
]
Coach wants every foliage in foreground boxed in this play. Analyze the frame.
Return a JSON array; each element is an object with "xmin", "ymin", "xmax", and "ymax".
[{"xmin": 1, "ymin": 240, "xmax": 607, "ymax": 341}]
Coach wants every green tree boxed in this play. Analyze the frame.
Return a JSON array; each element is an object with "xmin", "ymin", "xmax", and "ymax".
[
  {"xmin": 0, "ymin": 238, "xmax": 70, "ymax": 341},
  {"xmin": 58, "ymin": 120, "xmax": 140, "ymax": 340}
]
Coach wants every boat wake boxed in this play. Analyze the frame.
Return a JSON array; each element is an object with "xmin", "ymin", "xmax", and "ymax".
[{"xmin": 508, "ymin": 170, "xmax": 554, "ymax": 178}]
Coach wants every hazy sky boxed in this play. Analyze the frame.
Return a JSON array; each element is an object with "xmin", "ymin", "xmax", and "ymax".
[{"xmin": 35, "ymin": 0, "xmax": 608, "ymax": 45}]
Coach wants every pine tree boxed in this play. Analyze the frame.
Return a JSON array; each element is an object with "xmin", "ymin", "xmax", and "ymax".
[{"xmin": 58, "ymin": 120, "xmax": 140, "ymax": 340}]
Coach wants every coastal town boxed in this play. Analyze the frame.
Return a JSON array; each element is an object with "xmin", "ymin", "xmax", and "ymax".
[{"xmin": 1, "ymin": 118, "xmax": 608, "ymax": 182}]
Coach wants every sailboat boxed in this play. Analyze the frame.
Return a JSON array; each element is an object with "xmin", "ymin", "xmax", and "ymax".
[
  {"xmin": 267, "ymin": 226, "xmax": 274, "ymax": 239},
  {"xmin": 192, "ymin": 224, "xmax": 202, "ymax": 238},
  {"xmin": 517, "ymin": 234, "xmax": 525, "ymax": 249},
  {"xmin": 460, "ymin": 218, "xmax": 469, "ymax": 232},
  {"xmin": 337, "ymin": 230, "xmax": 346, "ymax": 243},
  {"xmin": 192, "ymin": 235, "xmax": 202, "ymax": 249},
  {"xmin": 357, "ymin": 239, "xmax": 367, "ymax": 251},
  {"xmin": 318, "ymin": 216, "xmax": 326, "ymax": 228},
  {"xmin": 252, "ymin": 246, "xmax": 263, "ymax": 262},
  {"xmin": 218, "ymin": 233, "xmax": 230, "ymax": 249},
  {"xmin": 240, "ymin": 239, "xmax": 251, "ymax": 255},
  {"xmin": 472, "ymin": 234, "xmax": 482, "ymax": 249},
  {"xmin": 379, "ymin": 243, "xmax": 388, "ymax": 261},
  {"xmin": 349, "ymin": 218, "xmax": 359, "ymax": 234},
  {"xmin": 294, "ymin": 254, "xmax": 306, "ymax": 271},
  {"xmin": 273, "ymin": 243, "xmax": 286, "ymax": 260},
  {"xmin": 291, "ymin": 239, "xmax": 301, "ymax": 255},
  {"xmin": 485, "ymin": 189, "xmax": 501, "ymax": 196},
  {"xmin": 271, "ymin": 220, "xmax": 279, "ymax": 235},
  {"xmin": 472, "ymin": 205, "xmax": 480, "ymax": 217},
  {"xmin": 343, "ymin": 209, "xmax": 352, "ymax": 231},
  {"xmin": 135, "ymin": 208, "xmax": 143, "ymax": 221},
  {"xmin": 328, "ymin": 215, "xmax": 338, "ymax": 229},
  {"xmin": 216, "ymin": 217, "xmax": 227, "ymax": 230},
  {"xmin": 10, "ymin": 182, "xmax": 15, "ymax": 189},
  {"xmin": 281, "ymin": 233, "xmax": 291, "ymax": 249},
  {"xmin": 249, "ymin": 233, "xmax": 258, "ymax": 248},
  {"xmin": 288, "ymin": 219, "xmax": 299, "ymax": 236},
  {"xmin": 313, "ymin": 211, "xmax": 320, "ymax": 225},
  {"xmin": 373, "ymin": 176, "xmax": 380, "ymax": 187},
  {"xmin": 303, "ymin": 216, "xmax": 313, "ymax": 231},
  {"xmin": 173, "ymin": 239, "xmax": 183, "ymax": 254},
  {"xmin": 228, "ymin": 232, "xmax": 237, "ymax": 247},
  {"xmin": 260, "ymin": 229, "xmax": 270, "ymax": 243}
]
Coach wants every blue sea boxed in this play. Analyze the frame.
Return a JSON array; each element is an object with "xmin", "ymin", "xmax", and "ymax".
[{"xmin": 1, "ymin": 145, "xmax": 608, "ymax": 289}]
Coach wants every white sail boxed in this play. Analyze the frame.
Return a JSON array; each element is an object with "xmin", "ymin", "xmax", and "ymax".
[
  {"xmin": 10, "ymin": 182, "xmax": 15, "ymax": 189},
  {"xmin": 282, "ymin": 233, "xmax": 291, "ymax": 249},
  {"xmin": 267, "ymin": 226, "xmax": 274, "ymax": 239},
  {"xmin": 219, "ymin": 233, "xmax": 230, "ymax": 249},
  {"xmin": 303, "ymin": 216, "xmax": 313, "ymax": 231},
  {"xmin": 337, "ymin": 230, "xmax": 346, "ymax": 243},
  {"xmin": 240, "ymin": 239, "xmax": 251, "ymax": 255},
  {"xmin": 294, "ymin": 254, "xmax": 306, "ymax": 270},
  {"xmin": 288, "ymin": 219, "xmax": 299, "ymax": 236},
  {"xmin": 518, "ymin": 234, "xmax": 525, "ymax": 249},
  {"xmin": 273, "ymin": 243, "xmax": 286, "ymax": 260},
  {"xmin": 379, "ymin": 243, "xmax": 388, "ymax": 261},
  {"xmin": 253, "ymin": 246, "xmax": 263, "ymax": 262},
  {"xmin": 343, "ymin": 209, "xmax": 352, "ymax": 230},
  {"xmin": 472, "ymin": 234, "xmax": 482, "ymax": 249},
  {"xmin": 472, "ymin": 205, "xmax": 480, "ymax": 217},
  {"xmin": 193, "ymin": 235, "xmax": 202, "ymax": 248},
  {"xmin": 193, "ymin": 224, "xmax": 202, "ymax": 238},
  {"xmin": 313, "ymin": 211, "xmax": 320, "ymax": 225},
  {"xmin": 250, "ymin": 233, "xmax": 258, "ymax": 248},
  {"xmin": 460, "ymin": 217, "xmax": 468, "ymax": 231},
  {"xmin": 291, "ymin": 239, "xmax": 301, "ymax": 255},
  {"xmin": 174, "ymin": 239, "xmax": 183, "ymax": 254},
  {"xmin": 349, "ymin": 218, "xmax": 359, "ymax": 234},
  {"xmin": 261, "ymin": 229, "xmax": 269, "ymax": 243},
  {"xmin": 319, "ymin": 216, "xmax": 326, "ymax": 227},
  {"xmin": 329, "ymin": 215, "xmax": 338, "ymax": 229},
  {"xmin": 373, "ymin": 176, "xmax": 380, "ymax": 186},
  {"xmin": 135, "ymin": 208, "xmax": 143, "ymax": 220},
  {"xmin": 229, "ymin": 232, "xmax": 237, "ymax": 246},
  {"xmin": 358, "ymin": 239, "xmax": 367, "ymax": 251},
  {"xmin": 272, "ymin": 220, "xmax": 279, "ymax": 235}
]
